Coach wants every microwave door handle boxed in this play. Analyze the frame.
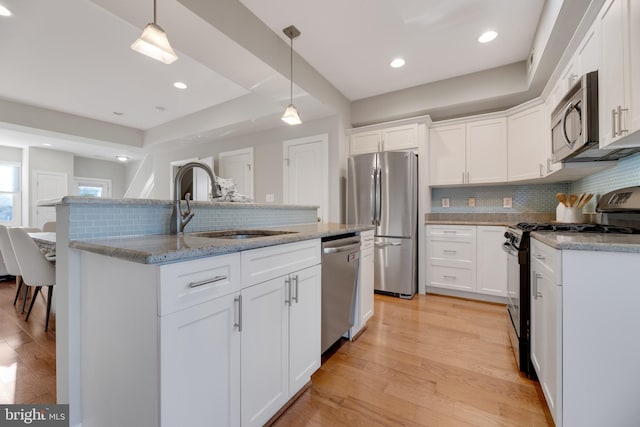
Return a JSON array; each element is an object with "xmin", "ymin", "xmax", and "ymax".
[{"xmin": 562, "ymin": 102, "xmax": 580, "ymax": 149}]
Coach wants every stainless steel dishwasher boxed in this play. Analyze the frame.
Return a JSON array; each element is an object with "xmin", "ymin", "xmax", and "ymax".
[{"xmin": 321, "ymin": 234, "xmax": 361, "ymax": 353}]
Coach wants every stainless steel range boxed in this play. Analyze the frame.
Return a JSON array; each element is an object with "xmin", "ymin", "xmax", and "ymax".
[{"xmin": 503, "ymin": 186, "xmax": 640, "ymax": 376}]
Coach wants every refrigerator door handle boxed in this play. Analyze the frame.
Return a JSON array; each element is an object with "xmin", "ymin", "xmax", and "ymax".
[
  {"xmin": 371, "ymin": 167, "xmax": 378, "ymax": 225},
  {"xmin": 375, "ymin": 167, "xmax": 382, "ymax": 226}
]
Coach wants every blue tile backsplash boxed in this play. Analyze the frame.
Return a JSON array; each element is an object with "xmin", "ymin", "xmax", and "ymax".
[
  {"xmin": 569, "ymin": 153, "xmax": 640, "ymax": 212},
  {"xmin": 431, "ymin": 183, "xmax": 570, "ymax": 213}
]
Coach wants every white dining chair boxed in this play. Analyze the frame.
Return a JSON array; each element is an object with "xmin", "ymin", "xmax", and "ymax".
[
  {"xmin": 8, "ymin": 227, "xmax": 56, "ymax": 331},
  {"xmin": 0, "ymin": 225, "xmax": 42, "ymax": 311},
  {"xmin": 42, "ymin": 222, "xmax": 56, "ymax": 232}
]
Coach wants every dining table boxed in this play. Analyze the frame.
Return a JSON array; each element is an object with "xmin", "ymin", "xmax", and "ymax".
[{"xmin": 28, "ymin": 231, "xmax": 56, "ymax": 261}]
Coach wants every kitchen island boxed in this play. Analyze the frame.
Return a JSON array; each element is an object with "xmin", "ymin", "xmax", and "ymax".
[{"xmin": 54, "ymin": 197, "xmax": 372, "ymax": 427}]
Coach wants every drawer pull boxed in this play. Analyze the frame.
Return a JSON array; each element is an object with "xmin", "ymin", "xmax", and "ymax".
[
  {"xmin": 443, "ymin": 275, "xmax": 457, "ymax": 280},
  {"xmin": 443, "ymin": 249, "xmax": 457, "ymax": 254},
  {"xmin": 188, "ymin": 275, "xmax": 228, "ymax": 288},
  {"xmin": 443, "ymin": 230, "xmax": 457, "ymax": 234},
  {"xmin": 533, "ymin": 254, "xmax": 546, "ymax": 260}
]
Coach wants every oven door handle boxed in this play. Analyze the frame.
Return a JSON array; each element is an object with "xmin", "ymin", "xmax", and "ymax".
[{"xmin": 502, "ymin": 242, "xmax": 519, "ymax": 257}]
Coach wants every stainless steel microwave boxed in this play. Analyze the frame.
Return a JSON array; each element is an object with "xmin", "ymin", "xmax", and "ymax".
[
  {"xmin": 550, "ymin": 71, "xmax": 599, "ymax": 163},
  {"xmin": 550, "ymin": 70, "xmax": 640, "ymax": 162}
]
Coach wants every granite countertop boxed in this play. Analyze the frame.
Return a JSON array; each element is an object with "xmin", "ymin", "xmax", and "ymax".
[
  {"xmin": 532, "ymin": 231, "xmax": 640, "ymax": 253},
  {"xmin": 425, "ymin": 213, "xmax": 555, "ymax": 227},
  {"xmin": 69, "ymin": 223, "xmax": 373, "ymax": 264},
  {"xmin": 55, "ymin": 196, "xmax": 318, "ymax": 210}
]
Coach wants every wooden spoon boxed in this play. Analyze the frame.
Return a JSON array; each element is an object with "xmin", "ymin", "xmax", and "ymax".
[
  {"xmin": 568, "ymin": 194, "xmax": 578, "ymax": 207},
  {"xmin": 556, "ymin": 193, "xmax": 567, "ymax": 206},
  {"xmin": 578, "ymin": 193, "xmax": 593, "ymax": 208},
  {"xmin": 575, "ymin": 192, "xmax": 585, "ymax": 208}
]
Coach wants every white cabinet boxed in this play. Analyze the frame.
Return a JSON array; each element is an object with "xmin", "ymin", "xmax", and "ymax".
[
  {"xmin": 476, "ymin": 226, "xmax": 508, "ymax": 297},
  {"xmin": 429, "ymin": 117, "xmax": 507, "ymax": 186},
  {"xmin": 349, "ymin": 123, "xmax": 418, "ymax": 154},
  {"xmin": 599, "ymin": 0, "xmax": 640, "ymax": 147},
  {"xmin": 530, "ymin": 239, "xmax": 562, "ymax": 426},
  {"xmin": 79, "ymin": 239, "xmax": 321, "ymax": 427},
  {"xmin": 507, "ymin": 102, "xmax": 547, "ymax": 182},
  {"xmin": 426, "ymin": 225, "xmax": 508, "ymax": 300},
  {"xmin": 350, "ymin": 229, "xmax": 375, "ymax": 339},
  {"xmin": 426, "ymin": 225, "xmax": 476, "ymax": 292},
  {"xmin": 240, "ymin": 240, "xmax": 321, "ymax": 427},
  {"xmin": 161, "ymin": 292, "xmax": 241, "ymax": 427}
]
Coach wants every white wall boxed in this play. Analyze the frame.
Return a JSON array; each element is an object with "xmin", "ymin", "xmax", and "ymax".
[
  {"xmin": 0, "ymin": 145, "xmax": 22, "ymax": 162},
  {"xmin": 74, "ymin": 157, "xmax": 127, "ymax": 198},
  {"xmin": 141, "ymin": 115, "xmax": 343, "ymax": 222}
]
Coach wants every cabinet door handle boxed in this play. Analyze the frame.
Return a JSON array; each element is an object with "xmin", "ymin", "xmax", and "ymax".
[
  {"xmin": 612, "ymin": 108, "xmax": 618, "ymax": 137},
  {"xmin": 534, "ymin": 273, "xmax": 543, "ymax": 300},
  {"xmin": 188, "ymin": 275, "xmax": 227, "ymax": 288},
  {"xmin": 618, "ymin": 106, "xmax": 629, "ymax": 135},
  {"xmin": 466, "ymin": 171, "xmax": 469, "ymax": 184},
  {"xmin": 533, "ymin": 254, "xmax": 545, "ymax": 261},
  {"xmin": 547, "ymin": 158, "xmax": 552, "ymax": 174},
  {"xmin": 539, "ymin": 163, "xmax": 544, "ymax": 177},
  {"xmin": 462, "ymin": 172, "xmax": 465, "ymax": 184},
  {"xmin": 285, "ymin": 277, "xmax": 292, "ymax": 306},
  {"xmin": 292, "ymin": 275, "xmax": 299, "ymax": 303},
  {"xmin": 234, "ymin": 295, "xmax": 242, "ymax": 332}
]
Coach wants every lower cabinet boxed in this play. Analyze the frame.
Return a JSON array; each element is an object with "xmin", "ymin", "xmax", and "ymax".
[
  {"xmin": 241, "ymin": 264, "xmax": 321, "ymax": 427},
  {"xmin": 426, "ymin": 225, "xmax": 507, "ymax": 299},
  {"xmin": 350, "ymin": 230, "xmax": 375, "ymax": 338},
  {"xmin": 530, "ymin": 239, "xmax": 562, "ymax": 426},
  {"xmin": 78, "ymin": 239, "xmax": 321, "ymax": 427}
]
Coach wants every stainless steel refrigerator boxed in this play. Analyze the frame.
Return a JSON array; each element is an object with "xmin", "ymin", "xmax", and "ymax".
[{"xmin": 346, "ymin": 152, "xmax": 417, "ymax": 298}]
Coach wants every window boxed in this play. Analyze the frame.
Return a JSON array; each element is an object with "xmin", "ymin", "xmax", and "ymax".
[
  {"xmin": 72, "ymin": 177, "xmax": 112, "ymax": 198},
  {"xmin": 0, "ymin": 162, "xmax": 21, "ymax": 226}
]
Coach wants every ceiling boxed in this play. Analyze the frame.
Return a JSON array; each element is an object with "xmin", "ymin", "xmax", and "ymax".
[{"xmin": 0, "ymin": 0, "xmax": 559, "ymax": 162}]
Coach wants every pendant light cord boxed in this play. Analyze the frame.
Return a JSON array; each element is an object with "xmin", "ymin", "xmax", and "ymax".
[
  {"xmin": 153, "ymin": 0, "xmax": 157, "ymax": 24},
  {"xmin": 289, "ymin": 36, "xmax": 293, "ymax": 104}
]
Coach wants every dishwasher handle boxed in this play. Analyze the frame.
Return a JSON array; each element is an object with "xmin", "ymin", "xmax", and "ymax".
[{"xmin": 322, "ymin": 242, "xmax": 361, "ymax": 254}]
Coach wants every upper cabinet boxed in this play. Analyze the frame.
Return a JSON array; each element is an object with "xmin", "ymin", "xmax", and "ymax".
[
  {"xmin": 507, "ymin": 102, "xmax": 548, "ymax": 182},
  {"xmin": 348, "ymin": 121, "xmax": 421, "ymax": 155},
  {"xmin": 599, "ymin": 0, "xmax": 640, "ymax": 148},
  {"xmin": 429, "ymin": 116, "xmax": 507, "ymax": 186}
]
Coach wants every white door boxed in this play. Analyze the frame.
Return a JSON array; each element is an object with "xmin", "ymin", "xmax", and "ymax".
[
  {"xmin": 283, "ymin": 134, "xmax": 328, "ymax": 223},
  {"xmin": 32, "ymin": 170, "xmax": 67, "ymax": 229},
  {"xmin": 219, "ymin": 148, "xmax": 254, "ymax": 197}
]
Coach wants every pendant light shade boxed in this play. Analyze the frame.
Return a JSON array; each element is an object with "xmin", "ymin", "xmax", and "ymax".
[
  {"xmin": 131, "ymin": 0, "xmax": 178, "ymax": 64},
  {"xmin": 281, "ymin": 104, "xmax": 302, "ymax": 125},
  {"xmin": 281, "ymin": 25, "xmax": 302, "ymax": 126}
]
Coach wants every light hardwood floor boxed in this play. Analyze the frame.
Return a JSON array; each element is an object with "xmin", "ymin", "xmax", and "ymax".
[
  {"xmin": 0, "ymin": 277, "xmax": 56, "ymax": 404},
  {"xmin": 0, "ymin": 279, "xmax": 552, "ymax": 426},
  {"xmin": 274, "ymin": 293, "xmax": 553, "ymax": 426}
]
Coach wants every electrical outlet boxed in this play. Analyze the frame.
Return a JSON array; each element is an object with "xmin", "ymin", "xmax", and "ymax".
[
  {"xmin": 266, "ymin": 194, "xmax": 275, "ymax": 202},
  {"xmin": 503, "ymin": 197, "xmax": 513, "ymax": 208},
  {"xmin": 441, "ymin": 198, "xmax": 450, "ymax": 208},
  {"xmin": 468, "ymin": 197, "xmax": 476, "ymax": 207}
]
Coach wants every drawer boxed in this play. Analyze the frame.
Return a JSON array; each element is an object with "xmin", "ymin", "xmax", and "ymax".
[
  {"xmin": 158, "ymin": 253, "xmax": 241, "ymax": 316},
  {"xmin": 428, "ymin": 264, "xmax": 474, "ymax": 292},
  {"xmin": 429, "ymin": 239, "xmax": 474, "ymax": 262},
  {"xmin": 241, "ymin": 239, "xmax": 321, "ymax": 287},
  {"xmin": 530, "ymin": 238, "xmax": 562, "ymax": 284},
  {"xmin": 427, "ymin": 225, "xmax": 475, "ymax": 239},
  {"xmin": 360, "ymin": 230, "xmax": 375, "ymax": 250}
]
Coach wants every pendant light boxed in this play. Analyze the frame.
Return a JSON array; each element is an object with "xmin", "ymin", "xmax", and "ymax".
[
  {"xmin": 131, "ymin": 0, "xmax": 178, "ymax": 64},
  {"xmin": 281, "ymin": 25, "xmax": 302, "ymax": 125}
]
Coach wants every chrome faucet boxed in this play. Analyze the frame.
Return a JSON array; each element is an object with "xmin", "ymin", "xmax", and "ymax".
[{"xmin": 170, "ymin": 161, "xmax": 222, "ymax": 234}]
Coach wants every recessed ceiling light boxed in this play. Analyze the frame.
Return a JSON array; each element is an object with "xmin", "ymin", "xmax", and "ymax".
[
  {"xmin": 113, "ymin": 111, "xmax": 124, "ymax": 116},
  {"xmin": 42, "ymin": 143, "xmax": 51, "ymax": 147},
  {"xmin": 173, "ymin": 81, "xmax": 187, "ymax": 89},
  {"xmin": 116, "ymin": 156, "xmax": 128, "ymax": 162},
  {"xmin": 478, "ymin": 31, "xmax": 498, "ymax": 43},
  {"xmin": 0, "ymin": 5, "xmax": 12, "ymax": 17},
  {"xmin": 390, "ymin": 58, "xmax": 405, "ymax": 68},
  {"xmin": 155, "ymin": 106, "xmax": 166, "ymax": 112}
]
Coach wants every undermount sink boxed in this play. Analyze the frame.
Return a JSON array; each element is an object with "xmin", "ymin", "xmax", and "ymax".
[{"xmin": 192, "ymin": 229, "xmax": 298, "ymax": 240}]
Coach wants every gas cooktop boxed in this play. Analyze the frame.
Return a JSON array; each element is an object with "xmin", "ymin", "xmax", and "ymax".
[{"xmin": 515, "ymin": 222, "xmax": 640, "ymax": 234}]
